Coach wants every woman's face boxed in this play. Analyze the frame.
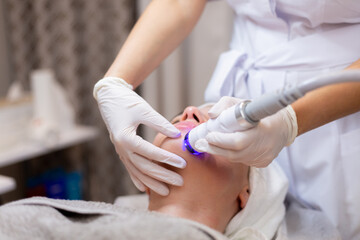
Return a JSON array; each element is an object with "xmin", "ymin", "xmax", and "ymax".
[{"xmin": 152, "ymin": 105, "xmax": 249, "ymax": 200}]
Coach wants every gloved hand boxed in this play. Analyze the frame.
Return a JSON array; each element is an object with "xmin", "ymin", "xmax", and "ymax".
[
  {"xmin": 94, "ymin": 77, "xmax": 186, "ymax": 196},
  {"xmin": 194, "ymin": 96, "xmax": 298, "ymax": 167}
]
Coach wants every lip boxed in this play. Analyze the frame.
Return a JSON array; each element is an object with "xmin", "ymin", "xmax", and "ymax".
[{"xmin": 174, "ymin": 121, "xmax": 198, "ymax": 131}]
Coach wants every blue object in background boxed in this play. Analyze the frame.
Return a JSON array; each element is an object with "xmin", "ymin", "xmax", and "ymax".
[
  {"xmin": 43, "ymin": 168, "xmax": 67, "ymax": 199},
  {"xmin": 25, "ymin": 168, "xmax": 83, "ymax": 200},
  {"xmin": 66, "ymin": 171, "xmax": 82, "ymax": 200}
]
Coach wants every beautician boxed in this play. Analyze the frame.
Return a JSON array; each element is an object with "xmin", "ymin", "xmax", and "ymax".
[{"xmin": 93, "ymin": 0, "xmax": 360, "ymax": 239}]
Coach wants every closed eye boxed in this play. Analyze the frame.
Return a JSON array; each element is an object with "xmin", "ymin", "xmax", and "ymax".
[
  {"xmin": 171, "ymin": 116, "xmax": 181, "ymax": 124},
  {"xmin": 170, "ymin": 111, "xmax": 182, "ymax": 124}
]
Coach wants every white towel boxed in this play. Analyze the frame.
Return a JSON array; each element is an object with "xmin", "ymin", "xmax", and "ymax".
[
  {"xmin": 0, "ymin": 197, "xmax": 228, "ymax": 240},
  {"xmin": 225, "ymin": 162, "xmax": 289, "ymax": 240}
]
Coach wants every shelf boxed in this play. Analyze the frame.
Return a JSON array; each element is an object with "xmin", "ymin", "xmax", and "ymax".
[
  {"xmin": 0, "ymin": 126, "xmax": 98, "ymax": 168},
  {"xmin": 0, "ymin": 175, "xmax": 16, "ymax": 195}
]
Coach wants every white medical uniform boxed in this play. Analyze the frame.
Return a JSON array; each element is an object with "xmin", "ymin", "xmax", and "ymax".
[{"xmin": 205, "ymin": 0, "xmax": 360, "ymax": 239}]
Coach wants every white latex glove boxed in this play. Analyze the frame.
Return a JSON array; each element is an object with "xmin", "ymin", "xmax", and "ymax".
[
  {"xmin": 94, "ymin": 77, "xmax": 186, "ymax": 196},
  {"xmin": 195, "ymin": 96, "xmax": 298, "ymax": 167}
]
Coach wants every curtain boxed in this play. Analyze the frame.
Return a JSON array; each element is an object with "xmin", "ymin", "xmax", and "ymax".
[
  {"xmin": 138, "ymin": 0, "xmax": 234, "ymax": 141},
  {"xmin": 3, "ymin": 0, "xmax": 138, "ymax": 202}
]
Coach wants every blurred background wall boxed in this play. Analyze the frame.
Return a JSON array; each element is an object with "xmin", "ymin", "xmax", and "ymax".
[
  {"xmin": 139, "ymin": 0, "xmax": 233, "ymax": 141},
  {"xmin": 0, "ymin": 1, "xmax": 11, "ymax": 97},
  {"xmin": 0, "ymin": 0, "xmax": 233, "ymax": 203}
]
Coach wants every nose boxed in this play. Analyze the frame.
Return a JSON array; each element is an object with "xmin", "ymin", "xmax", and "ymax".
[{"xmin": 180, "ymin": 106, "xmax": 205, "ymax": 124}]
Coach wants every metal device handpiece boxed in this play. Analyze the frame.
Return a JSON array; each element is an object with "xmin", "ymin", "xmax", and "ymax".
[
  {"xmin": 184, "ymin": 70, "xmax": 360, "ymax": 155},
  {"xmin": 185, "ymin": 101, "xmax": 256, "ymax": 155}
]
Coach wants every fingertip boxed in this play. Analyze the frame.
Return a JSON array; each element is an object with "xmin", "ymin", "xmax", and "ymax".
[
  {"xmin": 207, "ymin": 111, "xmax": 218, "ymax": 119},
  {"xmin": 172, "ymin": 130, "xmax": 182, "ymax": 138},
  {"xmin": 146, "ymin": 117, "xmax": 181, "ymax": 138},
  {"xmin": 177, "ymin": 161, "xmax": 187, "ymax": 169},
  {"xmin": 165, "ymin": 126, "xmax": 181, "ymax": 138},
  {"xmin": 156, "ymin": 186, "xmax": 170, "ymax": 196},
  {"xmin": 178, "ymin": 177, "xmax": 184, "ymax": 186},
  {"xmin": 194, "ymin": 139, "xmax": 209, "ymax": 152},
  {"xmin": 164, "ymin": 151, "xmax": 187, "ymax": 168},
  {"xmin": 207, "ymin": 103, "xmax": 223, "ymax": 118},
  {"xmin": 168, "ymin": 157, "xmax": 187, "ymax": 169},
  {"xmin": 133, "ymin": 181, "xmax": 146, "ymax": 192},
  {"xmin": 181, "ymin": 161, "xmax": 187, "ymax": 169},
  {"xmin": 138, "ymin": 187, "xmax": 146, "ymax": 192},
  {"xmin": 171, "ymin": 176, "xmax": 184, "ymax": 187}
]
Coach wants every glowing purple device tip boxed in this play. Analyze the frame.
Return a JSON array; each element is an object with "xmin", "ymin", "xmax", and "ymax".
[{"xmin": 184, "ymin": 131, "xmax": 202, "ymax": 155}]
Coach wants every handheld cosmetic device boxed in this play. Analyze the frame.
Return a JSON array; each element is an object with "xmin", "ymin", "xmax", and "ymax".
[{"xmin": 184, "ymin": 70, "xmax": 360, "ymax": 155}]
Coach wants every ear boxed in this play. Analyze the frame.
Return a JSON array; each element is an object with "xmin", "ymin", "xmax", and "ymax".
[{"xmin": 238, "ymin": 185, "xmax": 250, "ymax": 209}]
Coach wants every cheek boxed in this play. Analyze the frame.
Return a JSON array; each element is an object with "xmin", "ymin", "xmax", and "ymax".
[
  {"xmin": 155, "ymin": 133, "xmax": 235, "ymax": 184},
  {"xmin": 206, "ymin": 156, "xmax": 235, "ymax": 183},
  {"xmin": 160, "ymin": 137, "xmax": 194, "ymax": 159}
]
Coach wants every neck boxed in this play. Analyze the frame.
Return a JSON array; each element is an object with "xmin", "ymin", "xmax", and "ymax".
[{"xmin": 148, "ymin": 196, "xmax": 239, "ymax": 232}]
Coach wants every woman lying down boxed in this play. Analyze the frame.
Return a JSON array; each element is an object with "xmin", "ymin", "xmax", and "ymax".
[{"xmin": 0, "ymin": 105, "xmax": 340, "ymax": 240}]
